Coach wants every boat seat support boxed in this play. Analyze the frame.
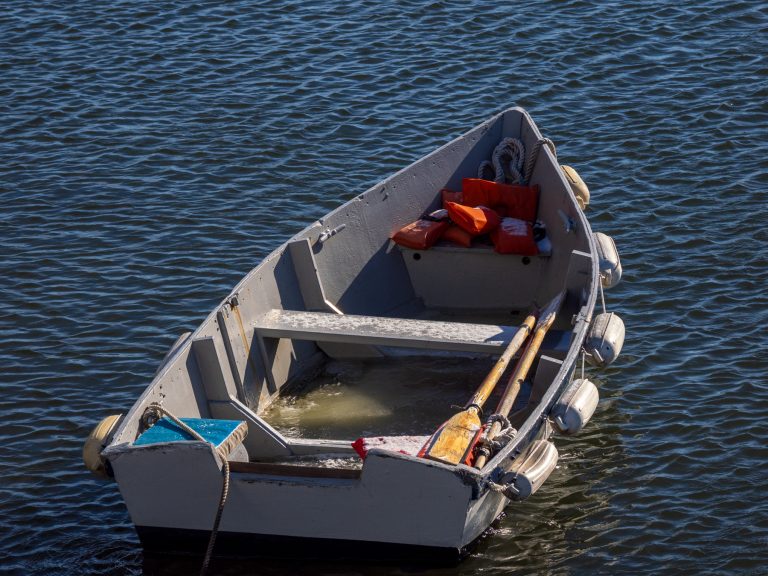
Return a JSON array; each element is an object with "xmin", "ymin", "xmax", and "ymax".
[
  {"xmin": 287, "ymin": 238, "xmax": 343, "ymax": 315},
  {"xmin": 529, "ymin": 354, "xmax": 564, "ymax": 405},
  {"xmin": 288, "ymin": 238, "xmax": 382, "ymax": 359},
  {"xmin": 190, "ymin": 336, "xmax": 293, "ymax": 459}
]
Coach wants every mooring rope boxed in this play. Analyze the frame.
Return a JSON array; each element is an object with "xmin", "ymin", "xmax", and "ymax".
[
  {"xmin": 145, "ymin": 403, "xmax": 230, "ymax": 576},
  {"xmin": 523, "ymin": 137, "xmax": 556, "ymax": 184},
  {"xmin": 598, "ymin": 277, "xmax": 607, "ymax": 315}
]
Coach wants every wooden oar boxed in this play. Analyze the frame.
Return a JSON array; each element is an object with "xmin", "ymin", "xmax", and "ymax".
[
  {"xmin": 474, "ymin": 290, "xmax": 565, "ymax": 470},
  {"xmin": 419, "ymin": 311, "xmax": 538, "ymax": 466}
]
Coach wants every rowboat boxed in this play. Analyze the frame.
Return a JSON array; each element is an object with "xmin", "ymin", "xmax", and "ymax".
[{"xmin": 84, "ymin": 107, "xmax": 625, "ymax": 564}]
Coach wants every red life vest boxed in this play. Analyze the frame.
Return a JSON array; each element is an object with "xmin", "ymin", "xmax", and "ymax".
[
  {"xmin": 491, "ymin": 217, "xmax": 538, "ymax": 255},
  {"xmin": 462, "ymin": 178, "xmax": 539, "ymax": 222},
  {"xmin": 441, "ymin": 188, "xmax": 463, "ymax": 207}
]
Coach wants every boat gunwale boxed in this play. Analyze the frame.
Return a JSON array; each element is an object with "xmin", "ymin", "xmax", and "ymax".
[{"xmin": 479, "ymin": 116, "xmax": 600, "ymax": 476}]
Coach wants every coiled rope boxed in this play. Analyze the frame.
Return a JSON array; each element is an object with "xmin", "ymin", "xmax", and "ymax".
[
  {"xmin": 478, "ymin": 138, "xmax": 525, "ymax": 184},
  {"xmin": 144, "ymin": 403, "xmax": 229, "ymax": 576},
  {"xmin": 483, "ymin": 422, "xmax": 519, "ymax": 499},
  {"xmin": 478, "ymin": 136, "xmax": 556, "ymax": 185}
]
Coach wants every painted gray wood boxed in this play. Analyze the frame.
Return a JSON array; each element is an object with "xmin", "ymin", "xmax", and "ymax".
[
  {"xmin": 254, "ymin": 309, "xmax": 522, "ymax": 354},
  {"xmin": 530, "ymin": 354, "xmax": 565, "ymax": 405},
  {"xmin": 207, "ymin": 398, "xmax": 292, "ymax": 459},
  {"xmin": 153, "ymin": 331, "xmax": 191, "ymax": 377},
  {"xmin": 254, "ymin": 309, "xmax": 572, "ymax": 356},
  {"xmin": 400, "ymin": 243, "xmax": 545, "ymax": 311},
  {"xmin": 191, "ymin": 336, "xmax": 239, "ymax": 403},
  {"xmin": 286, "ymin": 237, "xmax": 382, "ymax": 359},
  {"xmin": 287, "ymin": 238, "xmax": 342, "ymax": 314}
]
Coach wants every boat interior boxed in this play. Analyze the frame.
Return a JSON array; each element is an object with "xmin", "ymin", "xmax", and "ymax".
[{"xmin": 111, "ymin": 108, "xmax": 597, "ymax": 476}]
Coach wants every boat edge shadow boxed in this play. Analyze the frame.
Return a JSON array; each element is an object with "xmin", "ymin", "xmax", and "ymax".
[{"xmin": 136, "ymin": 525, "xmax": 477, "ymax": 567}]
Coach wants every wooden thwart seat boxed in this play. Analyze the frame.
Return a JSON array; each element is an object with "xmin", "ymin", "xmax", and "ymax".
[{"xmin": 253, "ymin": 310, "xmax": 569, "ymax": 355}]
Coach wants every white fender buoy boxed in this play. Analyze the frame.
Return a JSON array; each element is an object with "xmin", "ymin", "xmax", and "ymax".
[
  {"xmin": 500, "ymin": 440, "xmax": 559, "ymax": 500},
  {"xmin": 594, "ymin": 232, "xmax": 622, "ymax": 289},
  {"xmin": 585, "ymin": 312, "xmax": 625, "ymax": 367},
  {"xmin": 552, "ymin": 378, "xmax": 599, "ymax": 435},
  {"xmin": 561, "ymin": 165, "xmax": 590, "ymax": 210},
  {"xmin": 83, "ymin": 414, "xmax": 122, "ymax": 479}
]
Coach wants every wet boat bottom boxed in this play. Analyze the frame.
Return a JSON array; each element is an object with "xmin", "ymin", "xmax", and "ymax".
[
  {"xmin": 262, "ymin": 356, "xmax": 534, "ymax": 441},
  {"xmin": 136, "ymin": 525, "xmax": 469, "ymax": 565}
]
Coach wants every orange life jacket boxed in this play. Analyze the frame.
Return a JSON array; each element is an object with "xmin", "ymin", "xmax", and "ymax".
[
  {"xmin": 441, "ymin": 224, "xmax": 473, "ymax": 247},
  {"xmin": 391, "ymin": 218, "xmax": 449, "ymax": 250},
  {"xmin": 445, "ymin": 201, "xmax": 501, "ymax": 236}
]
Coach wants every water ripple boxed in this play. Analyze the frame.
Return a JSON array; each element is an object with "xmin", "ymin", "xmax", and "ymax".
[{"xmin": 1, "ymin": 0, "xmax": 767, "ymax": 574}]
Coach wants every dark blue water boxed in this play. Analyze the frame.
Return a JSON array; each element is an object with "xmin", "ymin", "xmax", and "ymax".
[{"xmin": 2, "ymin": 1, "xmax": 767, "ymax": 574}]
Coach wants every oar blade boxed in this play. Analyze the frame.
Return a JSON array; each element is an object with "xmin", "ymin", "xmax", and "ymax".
[{"xmin": 420, "ymin": 409, "xmax": 482, "ymax": 465}]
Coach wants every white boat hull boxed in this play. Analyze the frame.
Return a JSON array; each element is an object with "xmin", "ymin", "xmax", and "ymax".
[{"xmin": 110, "ymin": 441, "xmax": 511, "ymax": 558}]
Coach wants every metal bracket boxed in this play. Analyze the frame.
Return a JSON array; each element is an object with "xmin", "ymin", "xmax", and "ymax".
[
  {"xmin": 558, "ymin": 209, "xmax": 575, "ymax": 233},
  {"xmin": 318, "ymin": 223, "xmax": 347, "ymax": 243}
]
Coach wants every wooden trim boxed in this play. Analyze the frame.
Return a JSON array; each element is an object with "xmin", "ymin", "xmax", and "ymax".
[{"xmin": 229, "ymin": 460, "xmax": 362, "ymax": 480}]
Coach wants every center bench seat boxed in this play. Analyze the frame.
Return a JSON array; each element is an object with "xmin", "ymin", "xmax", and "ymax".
[{"xmin": 253, "ymin": 310, "xmax": 569, "ymax": 356}]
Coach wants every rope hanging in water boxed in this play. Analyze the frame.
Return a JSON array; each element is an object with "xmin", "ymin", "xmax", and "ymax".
[{"xmin": 145, "ymin": 403, "xmax": 230, "ymax": 576}]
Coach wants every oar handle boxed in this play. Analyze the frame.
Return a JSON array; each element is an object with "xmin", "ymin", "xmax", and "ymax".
[
  {"xmin": 495, "ymin": 326, "xmax": 550, "ymax": 417},
  {"xmin": 474, "ymin": 291, "xmax": 564, "ymax": 469},
  {"xmin": 465, "ymin": 313, "xmax": 537, "ymax": 410}
]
